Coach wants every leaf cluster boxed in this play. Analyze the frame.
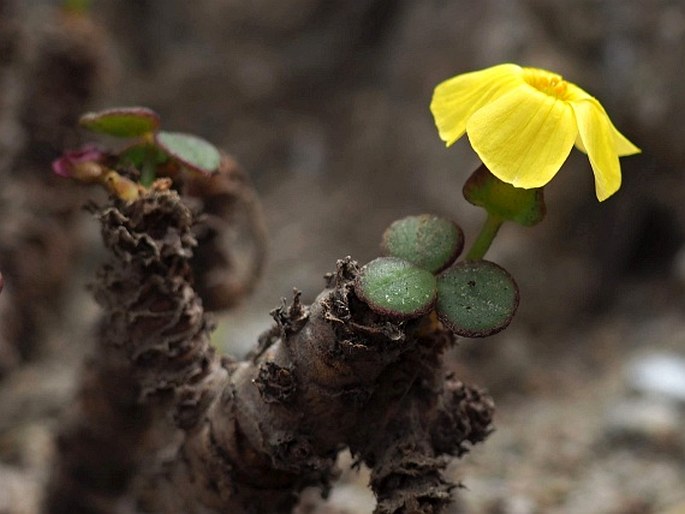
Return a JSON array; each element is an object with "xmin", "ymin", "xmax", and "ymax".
[{"xmin": 355, "ymin": 214, "xmax": 519, "ymax": 338}]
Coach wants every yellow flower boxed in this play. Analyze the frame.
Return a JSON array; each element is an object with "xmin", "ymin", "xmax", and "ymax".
[{"xmin": 430, "ymin": 63, "xmax": 640, "ymax": 201}]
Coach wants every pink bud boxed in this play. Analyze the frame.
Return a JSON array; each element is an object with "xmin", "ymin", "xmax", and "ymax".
[{"xmin": 52, "ymin": 145, "xmax": 107, "ymax": 178}]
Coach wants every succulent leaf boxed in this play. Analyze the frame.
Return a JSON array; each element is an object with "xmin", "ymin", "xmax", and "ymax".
[
  {"xmin": 382, "ymin": 215, "xmax": 464, "ymax": 273},
  {"xmin": 80, "ymin": 107, "xmax": 160, "ymax": 138},
  {"xmin": 155, "ymin": 131, "xmax": 221, "ymax": 175},
  {"xmin": 436, "ymin": 260, "xmax": 519, "ymax": 337},
  {"xmin": 355, "ymin": 257, "xmax": 437, "ymax": 319}
]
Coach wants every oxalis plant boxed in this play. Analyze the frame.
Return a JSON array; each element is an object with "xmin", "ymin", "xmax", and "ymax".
[{"xmin": 47, "ymin": 63, "xmax": 639, "ymax": 514}]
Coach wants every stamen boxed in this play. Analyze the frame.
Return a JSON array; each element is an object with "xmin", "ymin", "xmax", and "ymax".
[{"xmin": 523, "ymin": 68, "xmax": 569, "ymax": 100}]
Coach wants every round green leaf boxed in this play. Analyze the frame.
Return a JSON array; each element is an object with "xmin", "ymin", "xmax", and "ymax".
[
  {"xmin": 382, "ymin": 215, "xmax": 464, "ymax": 273},
  {"xmin": 436, "ymin": 260, "xmax": 519, "ymax": 337},
  {"xmin": 354, "ymin": 257, "xmax": 437, "ymax": 319},
  {"xmin": 463, "ymin": 164, "xmax": 546, "ymax": 226},
  {"xmin": 79, "ymin": 107, "xmax": 160, "ymax": 138},
  {"xmin": 155, "ymin": 131, "xmax": 221, "ymax": 174}
]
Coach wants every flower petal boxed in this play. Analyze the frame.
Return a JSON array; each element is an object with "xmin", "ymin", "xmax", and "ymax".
[
  {"xmin": 613, "ymin": 130, "xmax": 641, "ymax": 156},
  {"xmin": 570, "ymin": 98, "xmax": 632, "ymax": 201},
  {"xmin": 430, "ymin": 63, "xmax": 523, "ymax": 147},
  {"xmin": 564, "ymin": 82, "xmax": 640, "ymax": 158},
  {"xmin": 466, "ymin": 85, "xmax": 577, "ymax": 189}
]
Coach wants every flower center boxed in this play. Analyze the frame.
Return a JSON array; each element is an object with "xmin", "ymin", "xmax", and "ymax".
[{"xmin": 523, "ymin": 67, "xmax": 569, "ymax": 100}]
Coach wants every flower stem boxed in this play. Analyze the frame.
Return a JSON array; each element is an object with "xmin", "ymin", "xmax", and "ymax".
[{"xmin": 466, "ymin": 213, "xmax": 504, "ymax": 261}]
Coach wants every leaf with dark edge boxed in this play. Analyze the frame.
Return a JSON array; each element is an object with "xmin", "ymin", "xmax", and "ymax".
[
  {"xmin": 463, "ymin": 164, "xmax": 546, "ymax": 226},
  {"xmin": 354, "ymin": 257, "xmax": 437, "ymax": 319},
  {"xmin": 436, "ymin": 260, "xmax": 519, "ymax": 337},
  {"xmin": 382, "ymin": 214, "xmax": 464, "ymax": 273},
  {"xmin": 79, "ymin": 107, "xmax": 160, "ymax": 138},
  {"xmin": 155, "ymin": 131, "xmax": 221, "ymax": 175}
]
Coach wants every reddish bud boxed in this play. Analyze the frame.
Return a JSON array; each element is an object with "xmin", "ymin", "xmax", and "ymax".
[{"xmin": 52, "ymin": 145, "xmax": 107, "ymax": 179}]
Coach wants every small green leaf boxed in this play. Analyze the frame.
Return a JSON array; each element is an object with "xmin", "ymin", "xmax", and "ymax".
[
  {"xmin": 80, "ymin": 107, "xmax": 160, "ymax": 138},
  {"xmin": 463, "ymin": 164, "xmax": 546, "ymax": 226},
  {"xmin": 436, "ymin": 260, "xmax": 519, "ymax": 337},
  {"xmin": 155, "ymin": 131, "xmax": 221, "ymax": 174},
  {"xmin": 118, "ymin": 144, "xmax": 169, "ymax": 186},
  {"xmin": 355, "ymin": 257, "xmax": 437, "ymax": 319},
  {"xmin": 382, "ymin": 215, "xmax": 464, "ymax": 273},
  {"xmin": 118, "ymin": 143, "xmax": 168, "ymax": 169}
]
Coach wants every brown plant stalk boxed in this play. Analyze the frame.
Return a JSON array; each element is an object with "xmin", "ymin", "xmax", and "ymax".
[
  {"xmin": 0, "ymin": 6, "xmax": 108, "ymax": 373},
  {"xmin": 47, "ymin": 188, "xmax": 493, "ymax": 514}
]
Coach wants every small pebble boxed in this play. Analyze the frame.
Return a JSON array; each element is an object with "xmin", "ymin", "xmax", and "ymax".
[
  {"xmin": 626, "ymin": 353, "xmax": 685, "ymax": 404},
  {"xmin": 604, "ymin": 398, "xmax": 682, "ymax": 451}
]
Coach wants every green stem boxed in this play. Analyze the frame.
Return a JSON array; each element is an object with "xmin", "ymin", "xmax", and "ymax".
[
  {"xmin": 140, "ymin": 157, "xmax": 156, "ymax": 187},
  {"xmin": 466, "ymin": 213, "xmax": 504, "ymax": 261}
]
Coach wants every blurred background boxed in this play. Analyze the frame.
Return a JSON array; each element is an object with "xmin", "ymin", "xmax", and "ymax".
[{"xmin": 1, "ymin": 1, "xmax": 685, "ymax": 513}]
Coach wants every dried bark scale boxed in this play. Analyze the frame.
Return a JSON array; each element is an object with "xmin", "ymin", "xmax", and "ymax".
[{"xmin": 47, "ymin": 190, "xmax": 494, "ymax": 514}]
